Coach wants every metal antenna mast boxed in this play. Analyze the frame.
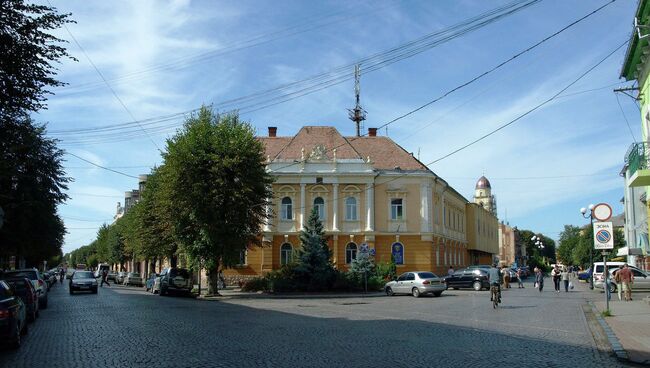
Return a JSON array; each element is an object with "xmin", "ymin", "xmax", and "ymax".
[{"xmin": 348, "ymin": 64, "xmax": 366, "ymax": 137}]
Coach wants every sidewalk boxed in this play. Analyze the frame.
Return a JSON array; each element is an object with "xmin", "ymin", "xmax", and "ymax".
[{"xmin": 592, "ymin": 296, "xmax": 650, "ymax": 365}]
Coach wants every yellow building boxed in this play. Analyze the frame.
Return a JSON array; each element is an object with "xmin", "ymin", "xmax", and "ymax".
[{"xmin": 224, "ymin": 126, "xmax": 498, "ymax": 282}]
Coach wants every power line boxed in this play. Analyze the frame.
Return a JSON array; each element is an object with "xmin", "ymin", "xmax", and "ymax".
[
  {"xmin": 65, "ymin": 152, "xmax": 139, "ymax": 179},
  {"xmin": 615, "ymin": 92, "xmax": 638, "ymax": 142},
  {"xmin": 61, "ymin": 215, "xmax": 113, "ymax": 222},
  {"xmin": 48, "ymin": 0, "xmax": 162, "ymax": 152},
  {"xmin": 67, "ymin": 192, "xmax": 123, "ymax": 198},
  {"xmin": 426, "ymin": 39, "xmax": 628, "ymax": 167}
]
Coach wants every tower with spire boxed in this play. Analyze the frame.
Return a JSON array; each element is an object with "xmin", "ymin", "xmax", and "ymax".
[{"xmin": 474, "ymin": 175, "xmax": 497, "ymax": 215}]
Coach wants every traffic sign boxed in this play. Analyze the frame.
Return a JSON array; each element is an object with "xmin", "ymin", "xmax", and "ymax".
[
  {"xmin": 369, "ymin": 248, "xmax": 376, "ymax": 256},
  {"xmin": 359, "ymin": 243, "xmax": 369, "ymax": 253},
  {"xmin": 592, "ymin": 203, "xmax": 612, "ymax": 222},
  {"xmin": 593, "ymin": 222, "xmax": 614, "ymax": 250}
]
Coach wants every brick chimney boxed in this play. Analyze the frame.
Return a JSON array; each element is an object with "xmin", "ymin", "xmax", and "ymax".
[
  {"xmin": 368, "ymin": 127, "xmax": 377, "ymax": 137},
  {"xmin": 268, "ymin": 127, "xmax": 277, "ymax": 137}
]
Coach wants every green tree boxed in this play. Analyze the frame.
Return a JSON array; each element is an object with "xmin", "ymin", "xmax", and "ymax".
[
  {"xmin": 107, "ymin": 222, "xmax": 127, "ymax": 271},
  {"xmin": 1, "ymin": 0, "xmax": 75, "ymax": 118},
  {"xmin": 0, "ymin": 116, "xmax": 69, "ymax": 266},
  {"xmin": 557, "ymin": 225, "xmax": 581, "ymax": 264},
  {"xmin": 294, "ymin": 208, "xmax": 336, "ymax": 291},
  {"xmin": 163, "ymin": 107, "xmax": 273, "ymax": 294},
  {"xmin": 572, "ymin": 224, "xmax": 624, "ymax": 268}
]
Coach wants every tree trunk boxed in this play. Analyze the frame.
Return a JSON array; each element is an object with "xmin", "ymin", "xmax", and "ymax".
[{"xmin": 206, "ymin": 266, "xmax": 220, "ymax": 296}]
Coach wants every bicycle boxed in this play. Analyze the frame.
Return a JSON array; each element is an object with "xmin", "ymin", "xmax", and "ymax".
[{"xmin": 491, "ymin": 284, "xmax": 500, "ymax": 309}]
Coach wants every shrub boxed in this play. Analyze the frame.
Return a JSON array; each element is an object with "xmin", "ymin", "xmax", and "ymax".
[{"xmin": 241, "ymin": 277, "xmax": 269, "ymax": 292}]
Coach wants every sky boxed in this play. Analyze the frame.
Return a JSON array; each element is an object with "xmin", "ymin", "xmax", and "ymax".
[{"xmin": 35, "ymin": 0, "xmax": 640, "ymax": 254}]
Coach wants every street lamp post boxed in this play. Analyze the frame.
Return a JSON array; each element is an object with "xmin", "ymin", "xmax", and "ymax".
[
  {"xmin": 531, "ymin": 235, "xmax": 545, "ymax": 263},
  {"xmin": 580, "ymin": 204, "xmax": 595, "ymax": 290}
]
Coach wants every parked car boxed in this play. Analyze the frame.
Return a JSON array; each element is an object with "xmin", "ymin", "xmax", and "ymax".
[
  {"xmin": 578, "ymin": 268, "xmax": 591, "ymax": 281},
  {"xmin": 384, "ymin": 271, "xmax": 445, "ymax": 297},
  {"xmin": 517, "ymin": 266, "xmax": 530, "ymax": 278},
  {"xmin": 123, "ymin": 272, "xmax": 143, "ymax": 287},
  {"xmin": 107, "ymin": 271, "xmax": 118, "ymax": 282},
  {"xmin": 156, "ymin": 268, "xmax": 192, "ymax": 296},
  {"xmin": 2, "ymin": 278, "xmax": 38, "ymax": 322},
  {"xmin": 0, "ymin": 280, "xmax": 28, "ymax": 349},
  {"xmin": 69, "ymin": 271, "xmax": 98, "ymax": 294},
  {"xmin": 466, "ymin": 265, "xmax": 492, "ymax": 271},
  {"xmin": 116, "ymin": 271, "xmax": 127, "ymax": 284},
  {"xmin": 4, "ymin": 269, "xmax": 48, "ymax": 309},
  {"xmin": 442, "ymin": 268, "xmax": 490, "ymax": 291},
  {"xmin": 145, "ymin": 273, "xmax": 158, "ymax": 292},
  {"xmin": 595, "ymin": 265, "xmax": 650, "ymax": 292},
  {"xmin": 592, "ymin": 262, "xmax": 625, "ymax": 286}
]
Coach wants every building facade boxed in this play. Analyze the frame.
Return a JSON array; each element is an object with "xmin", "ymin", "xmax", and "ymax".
[
  {"xmin": 223, "ymin": 126, "xmax": 499, "ymax": 281},
  {"xmin": 620, "ymin": 0, "xmax": 650, "ymax": 269},
  {"xmin": 473, "ymin": 176, "xmax": 497, "ymax": 215}
]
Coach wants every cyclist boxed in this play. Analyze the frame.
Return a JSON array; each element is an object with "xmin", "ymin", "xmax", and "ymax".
[
  {"xmin": 488, "ymin": 263, "xmax": 501, "ymax": 304},
  {"xmin": 59, "ymin": 268, "xmax": 65, "ymax": 284}
]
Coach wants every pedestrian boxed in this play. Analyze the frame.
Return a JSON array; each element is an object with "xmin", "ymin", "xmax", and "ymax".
[
  {"xmin": 561, "ymin": 267, "xmax": 570, "ymax": 292},
  {"xmin": 551, "ymin": 265, "xmax": 561, "ymax": 292},
  {"xmin": 613, "ymin": 265, "xmax": 623, "ymax": 301},
  {"xmin": 447, "ymin": 266, "xmax": 454, "ymax": 277},
  {"xmin": 502, "ymin": 267, "xmax": 511, "ymax": 289},
  {"xmin": 516, "ymin": 268, "xmax": 524, "ymax": 288},
  {"xmin": 100, "ymin": 268, "xmax": 110, "ymax": 287},
  {"xmin": 618, "ymin": 263, "xmax": 634, "ymax": 301},
  {"xmin": 535, "ymin": 268, "xmax": 544, "ymax": 292}
]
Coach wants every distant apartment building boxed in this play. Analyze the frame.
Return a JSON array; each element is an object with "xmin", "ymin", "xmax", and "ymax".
[{"xmin": 498, "ymin": 222, "xmax": 526, "ymax": 267}]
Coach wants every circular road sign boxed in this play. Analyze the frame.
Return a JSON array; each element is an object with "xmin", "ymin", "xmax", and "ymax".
[
  {"xmin": 596, "ymin": 229, "xmax": 611, "ymax": 244},
  {"xmin": 593, "ymin": 203, "xmax": 612, "ymax": 222}
]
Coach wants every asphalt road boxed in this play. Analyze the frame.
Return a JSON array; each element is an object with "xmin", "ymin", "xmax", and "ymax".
[{"xmin": 0, "ymin": 278, "xmax": 632, "ymax": 368}]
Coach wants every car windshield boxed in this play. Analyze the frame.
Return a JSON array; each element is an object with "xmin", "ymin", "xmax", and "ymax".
[
  {"xmin": 5, "ymin": 271, "xmax": 37, "ymax": 280},
  {"xmin": 418, "ymin": 272, "xmax": 437, "ymax": 279},
  {"xmin": 5, "ymin": 279, "xmax": 28, "ymax": 292},
  {"xmin": 169, "ymin": 269, "xmax": 190, "ymax": 278},
  {"xmin": 73, "ymin": 271, "xmax": 94, "ymax": 279}
]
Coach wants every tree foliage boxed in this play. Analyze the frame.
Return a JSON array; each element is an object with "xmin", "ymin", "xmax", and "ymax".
[
  {"xmin": 0, "ymin": 116, "xmax": 69, "ymax": 266},
  {"xmin": 1, "ymin": 0, "xmax": 76, "ymax": 118},
  {"xmin": 163, "ymin": 107, "xmax": 273, "ymax": 294}
]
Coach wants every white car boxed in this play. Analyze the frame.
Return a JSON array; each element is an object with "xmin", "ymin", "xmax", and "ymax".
[
  {"xmin": 384, "ymin": 271, "xmax": 446, "ymax": 297},
  {"xmin": 123, "ymin": 272, "xmax": 143, "ymax": 286}
]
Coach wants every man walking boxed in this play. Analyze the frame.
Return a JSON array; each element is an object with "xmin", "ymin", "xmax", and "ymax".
[
  {"xmin": 100, "ymin": 268, "xmax": 110, "ymax": 287},
  {"xmin": 516, "ymin": 268, "xmax": 524, "ymax": 288},
  {"xmin": 618, "ymin": 263, "xmax": 634, "ymax": 301},
  {"xmin": 561, "ymin": 267, "xmax": 570, "ymax": 292},
  {"xmin": 551, "ymin": 265, "xmax": 561, "ymax": 292}
]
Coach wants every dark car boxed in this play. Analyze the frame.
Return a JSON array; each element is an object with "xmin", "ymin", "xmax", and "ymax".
[
  {"xmin": 69, "ymin": 271, "xmax": 98, "ymax": 294},
  {"xmin": 3, "ymin": 278, "xmax": 38, "ymax": 322},
  {"xmin": 442, "ymin": 268, "xmax": 490, "ymax": 291},
  {"xmin": 157, "ymin": 267, "xmax": 192, "ymax": 296},
  {"xmin": 0, "ymin": 280, "xmax": 28, "ymax": 349},
  {"xmin": 578, "ymin": 268, "xmax": 592, "ymax": 281},
  {"xmin": 4, "ymin": 269, "xmax": 48, "ymax": 309}
]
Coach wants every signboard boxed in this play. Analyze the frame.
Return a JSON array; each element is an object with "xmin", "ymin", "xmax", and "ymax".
[
  {"xmin": 359, "ymin": 243, "xmax": 369, "ymax": 254},
  {"xmin": 369, "ymin": 248, "xmax": 376, "ymax": 256},
  {"xmin": 391, "ymin": 242, "xmax": 404, "ymax": 265},
  {"xmin": 593, "ymin": 203, "xmax": 612, "ymax": 222},
  {"xmin": 593, "ymin": 222, "xmax": 614, "ymax": 250}
]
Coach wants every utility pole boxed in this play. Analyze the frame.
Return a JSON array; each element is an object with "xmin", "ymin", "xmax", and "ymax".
[{"xmin": 348, "ymin": 64, "xmax": 366, "ymax": 137}]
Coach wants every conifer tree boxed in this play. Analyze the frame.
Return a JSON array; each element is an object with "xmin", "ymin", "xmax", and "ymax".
[{"xmin": 295, "ymin": 208, "xmax": 335, "ymax": 290}]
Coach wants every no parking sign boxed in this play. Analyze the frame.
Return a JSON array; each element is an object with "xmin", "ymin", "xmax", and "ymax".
[{"xmin": 593, "ymin": 222, "xmax": 614, "ymax": 250}]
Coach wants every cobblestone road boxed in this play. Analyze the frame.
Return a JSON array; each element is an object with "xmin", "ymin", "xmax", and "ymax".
[{"xmin": 0, "ymin": 278, "xmax": 632, "ymax": 368}]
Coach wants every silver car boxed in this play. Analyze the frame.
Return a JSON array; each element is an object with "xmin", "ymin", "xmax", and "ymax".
[
  {"xmin": 123, "ymin": 272, "xmax": 143, "ymax": 286},
  {"xmin": 595, "ymin": 265, "xmax": 650, "ymax": 292},
  {"xmin": 384, "ymin": 271, "xmax": 446, "ymax": 297}
]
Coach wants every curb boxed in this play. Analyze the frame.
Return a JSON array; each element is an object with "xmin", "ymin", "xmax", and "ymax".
[
  {"xmin": 197, "ymin": 291, "xmax": 386, "ymax": 300},
  {"xmin": 589, "ymin": 301, "xmax": 629, "ymax": 362}
]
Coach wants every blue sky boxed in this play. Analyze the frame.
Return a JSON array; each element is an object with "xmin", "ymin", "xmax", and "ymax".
[{"xmin": 37, "ymin": 0, "xmax": 639, "ymax": 254}]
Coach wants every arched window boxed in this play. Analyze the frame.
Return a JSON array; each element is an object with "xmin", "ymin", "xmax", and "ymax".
[
  {"xmin": 281, "ymin": 197, "xmax": 293, "ymax": 220},
  {"xmin": 313, "ymin": 197, "xmax": 325, "ymax": 220},
  {"xmin": 391, "ymin": 198, "xmax": 403, "ymax": 220},
  {"xmin": 345, "ymin": 197, "xmax": 357, "ymax": 220},
  {"xmin": 280, "ymin": 243, "xmax": 293, "ymax": 265},
  {"xmin": 345, "ymin": 243, "xmax": 357, "ymax": 264}
]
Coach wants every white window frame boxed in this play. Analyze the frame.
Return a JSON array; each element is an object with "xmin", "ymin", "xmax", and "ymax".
[
  {"xmin": 345, "ymin": 196, "xmax": 358, "ymax": 221},
  {"xmin": 280, "ymin": 243, "xmax": 293, "ymax": 265},
  {"xmin": 281, "ymin": 196, "xmax": 293, "ymax": 221},
  {"xmin": 313, "ymin": 196, "xmax": 325, "ymax": 220},
  {"xmin": 238, "ymin": 249, "xmax": 247, "ymax": 266},
  {"xmin": 390, "ymin": 198, "xmax": 404, "ymax": 220},
  {"xmin": 345, "ymin": 243, "xmax": 357, "ymax": 264}
]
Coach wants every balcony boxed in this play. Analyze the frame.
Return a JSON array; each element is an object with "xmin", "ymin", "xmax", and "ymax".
[{"xmin": 625, "ymin": 142, "xmax": 650, "ymax": 187}]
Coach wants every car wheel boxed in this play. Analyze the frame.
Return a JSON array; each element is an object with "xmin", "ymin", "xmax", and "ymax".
[
  {"xmin": 92, "ymin": 288, "xmax": 98, "ymax": 294},
  {"xmin": 433, "ymin": 291, "xmax": 442, "ymax": 297},
  {"xmin": 473, "ymin": 281, "xmax": 482, "ymax": 291},
  {"xmin": 40, "ymin": 297, "xmax": 48, "ymax": 309},
  {"xmin": 21, "ymin": 321, "xmax": 28, "ymax": 336},
  {"xmin": 412, "ymin": 288, "xmax": 421, "ymax": 298},
  {"xmin": 452, "ymin": 287, "xmax": 459, "ymax": 290},
  {"xmin": 385, "ymin": 287, "xmax": 394, "ymax": 296},
  {"xmin": 11, "ymin": 322, "xmax": 21, "ymax": 349},
  {"xmin": 69, "ymin": 289, "xmax": 74, "ymax": 295},
  {"xmin": 609, "ymin": 283, "xmax": 617, "ymax": 293}
]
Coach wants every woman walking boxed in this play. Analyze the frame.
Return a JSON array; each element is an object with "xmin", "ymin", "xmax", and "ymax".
[
  {"xmin": 535, "ymin": 268, "xmax": 544, "ymax": 292},
  {"xmin": 561, "ymin": 267, "xmax": 570, "ymax": 292}
]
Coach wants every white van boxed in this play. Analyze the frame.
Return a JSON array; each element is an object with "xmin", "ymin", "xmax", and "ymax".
[
  {"xmin": 592, "ymin": 261, "xmax": 625, "ymax": 284},
  {"xmin": 94, "ymin": 263, "xmax": 110, "ymax": 278}
]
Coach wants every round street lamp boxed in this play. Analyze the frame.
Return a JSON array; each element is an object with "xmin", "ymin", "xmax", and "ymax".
[{"xmin": 580, "ymin": 204, "xmax": 595, "ymax": 289}]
